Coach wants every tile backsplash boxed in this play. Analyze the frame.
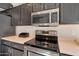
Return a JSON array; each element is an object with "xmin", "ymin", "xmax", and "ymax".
[
  {"xmin": 16, "ymin": 26, "xmax": 35, "ymax": 37},
  {"xmin": 16, "ymin": 25, "xmax": 79, "ymax": 40},
  {"xmin": 16, "ymin": 26, "xmax": 57, "ymax": 37},
  {"xmin": 58, "ymin": 25, "xmax": 79, "ymax": 39}
]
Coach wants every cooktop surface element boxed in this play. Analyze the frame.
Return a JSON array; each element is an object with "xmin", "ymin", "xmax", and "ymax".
[{"xmin": 24, "ymin": 38, "xmax": 59, "ymax": 52}]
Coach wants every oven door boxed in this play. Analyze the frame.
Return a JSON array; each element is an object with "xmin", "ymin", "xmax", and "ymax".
[
  {"xmin": 27, "ymin": 50, "xmax": 44, "ymax": 56},
  {"xmin": 24, "ymin": 46, "xmax": 59, "ymax": 56}
]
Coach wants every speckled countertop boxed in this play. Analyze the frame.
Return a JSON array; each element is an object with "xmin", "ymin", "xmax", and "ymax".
[
  {"xmin": 58, "ymin": 37, "xmax": 79, "ymax": 56},
  {"xmin": 1, "ymin": 35, "xmax": 79, "ymax": 55},
  {"xmin": 1, "ymin": 35, "xmax": 35, "ymax": 44}
]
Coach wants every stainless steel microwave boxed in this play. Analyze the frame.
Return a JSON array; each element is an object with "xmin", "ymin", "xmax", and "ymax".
[{"xmin": 31, "ymin": 8, "xmax": 59, "ymax": 27}]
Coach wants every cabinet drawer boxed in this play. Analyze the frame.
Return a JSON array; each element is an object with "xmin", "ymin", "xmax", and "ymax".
[{"xmin": 11, "ymin": 42, "xmax": 24, "ymax": 50}]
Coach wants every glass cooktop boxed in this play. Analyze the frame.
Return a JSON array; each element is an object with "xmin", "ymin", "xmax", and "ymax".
[{"xmin": 24, "ymin": 39, "xmax": 59, "ymax": 52}]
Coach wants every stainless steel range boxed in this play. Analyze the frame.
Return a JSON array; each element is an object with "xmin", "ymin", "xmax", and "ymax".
[
  {"xmin": 24, "ymin": 30, "xmax": 60, "ymax": 56},
  {"xmin": 35, "ymin": 30, "xmax": 59, "ymax": 52},
  {"xmin": 35, "ymin": 30, "xmax": 58, "ymax": 43}
]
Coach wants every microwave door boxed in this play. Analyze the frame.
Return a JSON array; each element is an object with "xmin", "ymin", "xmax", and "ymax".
[{"xmin": 32, "ymin": 13, "xmax": 49, "ymax": 24}]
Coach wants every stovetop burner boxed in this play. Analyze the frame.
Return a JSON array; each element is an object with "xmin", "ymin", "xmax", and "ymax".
[
  {"xmin": 35, "ymin": 40, "xmax": 58, "ymax": 49},
  {"xmin": 24, "ymin": 39, "xmax": 59, "ymax": 52}
]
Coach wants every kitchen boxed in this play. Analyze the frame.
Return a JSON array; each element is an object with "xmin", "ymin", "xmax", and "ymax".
[{"xmin": 0, "ymin": 3, "xmax": 79, "ymax": 56}]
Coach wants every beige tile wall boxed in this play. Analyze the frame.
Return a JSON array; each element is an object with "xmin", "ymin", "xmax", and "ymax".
[
  {"xmin": 16, "ymin": 26, "xmax": 58, "ymax": 36},
  {"xmin": 16, "ymin": 25, "xmax": 79, "ymax": 40}
]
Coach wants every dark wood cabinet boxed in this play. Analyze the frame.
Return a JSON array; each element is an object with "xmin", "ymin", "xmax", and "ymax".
[
  {"xmin": 11, "ymin": 6, "xmax": 21, "ymax": 25},
  {"xmin": 12, "ymin": 49, "xmax": 24, "ymax": 56},
  {"xmin": 60, "ymin": 3, "xmax": 79, "ymax": 24},
  {"xmin": 1, "ymin": 40, "xmax": 24, "ymax": 56},
  {"xmin": 21, "ymin": 4, "xmax": 32, "ymax": 25},
  {"xmin": 1, "ymin": 40, "xmax": 12, "ymax": 56},
  {"xmin": 1, "ymin": 3, "xmax": 59, "ymax": 26},
  {"xmin": 1, "ymin": 45, "xmax": 11, "ymax": 56},
  {"xmin": 44, "ymin": 3, "xmax": 59, "ymax": 10},
  {"xmin": 11, "ymin": 4, "xmax": 32, "ymax": 26},
  {"xmin": 32, "ymin": 3, "xmax": 59, "ymax": 12},
  {"xmin": 32, "ymin": 3, "xmax": 44, "ymax": 12}
]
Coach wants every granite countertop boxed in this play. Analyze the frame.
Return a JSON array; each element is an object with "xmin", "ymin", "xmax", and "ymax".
[
  {"xmin": 25, "ymin": 37, "xmax": 79, "ymax": 56},
  {"xmin": 1, "ymin": 35, "xmax": 35, "ymax": 44},
  {"xmin": 2, "ymin": 35, "xmax": 79, "ymax": 55},
  {"xmin": 58, "ymin": 37, "xmax": 79, "ymax": 56}
]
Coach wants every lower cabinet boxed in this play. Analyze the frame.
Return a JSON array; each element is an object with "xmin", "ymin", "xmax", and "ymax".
[
  {"xmin": 1, "ymin": 45, "xmax": 12, "ymax": 56},
  {"xmin": 1, "ymin": 40, "xmax": 24, "ymax": 56},
  {"xmin": 1, "ymin": 44, "xmax": 24, "ymax": 56},
  {"xmin": 12, "ymin": 48, "xmax": 24, "ymax": 56}
]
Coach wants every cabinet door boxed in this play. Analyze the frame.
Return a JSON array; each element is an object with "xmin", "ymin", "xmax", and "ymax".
[
  {"xmin": 21, "ymin": 4, "xmax": 32, "ymax": 25},
  {"xmin": 1, "ymin": 45, "xmax": 11, "ymax": 56},
  {"xmin": 32, "ymin": 3, "xmax": 44, "ymax": 12},
  {"xmin": 12, "ymin": 49, "xmax": 24, "ymax": 56},
  {"xmin": 44, "ymin": 3, "xmax": 59, "ymax": 10},
  {"xmin": 60, "ymin": 3, "xmax": 79, "ymax": 24},
  {"xmin": 11, "ymin": 6, "xmax": 21, "ymax": 25}
]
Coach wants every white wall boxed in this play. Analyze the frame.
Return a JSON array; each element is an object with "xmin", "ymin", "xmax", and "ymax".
[{"xmin": 16, "ymin": 25, "xmax": 79, "ymax": 40}]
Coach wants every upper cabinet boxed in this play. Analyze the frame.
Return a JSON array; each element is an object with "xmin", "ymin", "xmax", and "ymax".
[
  {"xmin": 21, "ymin": 4, "xmax": 32, "ymax": 25},
  {"xmin": 11, "ymin": 4, "xmax": 32, "ymax": 26},
  {"xmin": 0, "ymin": 4, "xmax": 32, "ymax": 26},
  {"xmin": 44, "ymin": 3, "xmax": 59, "ymax": 10},
  {"xmin": 0, "ymin": 3, "xmax": 59, "ymax": 26},
  {"xmin": 60, "ymin": 3, "xmax": 79, "ymax": 24},
  {"xmin": 32, "ymin": 3, "xmax": 59, "ymax": 12},
  {"xmin": 32, "ymin": 3, "xmax": 44, "ymax": 12},
  {"xmin": 11, "ymin": 6, "xmax": 21, "ymax": 25}
]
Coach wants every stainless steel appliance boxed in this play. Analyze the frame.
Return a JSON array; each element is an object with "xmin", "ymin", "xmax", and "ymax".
[
  {"xmin": 35, "ymin": 30, "xmax": 59, "ymax": 52},
  {"xmin": 24, "ymin": 30, "xmax": 59, "ymax": 56},
  {"xmin": 35, "ymin": 30, "xmax": 58, "ymax": 43},
  {"xmin": 1, "ymin": 40, "xmax": 24, "ymax": 56},
  {"xmin": 31, "ymin": 8, "xmax": 59, "ymax": 27},
  {"xmin": 24, "ymin": 45, "xmax": 59, "ymax": 56}
]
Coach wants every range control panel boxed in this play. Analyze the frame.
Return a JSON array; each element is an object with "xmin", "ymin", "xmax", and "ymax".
[{"xmin": 35, "ymin": 30, "xmax": 57, "ymax": 36}]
